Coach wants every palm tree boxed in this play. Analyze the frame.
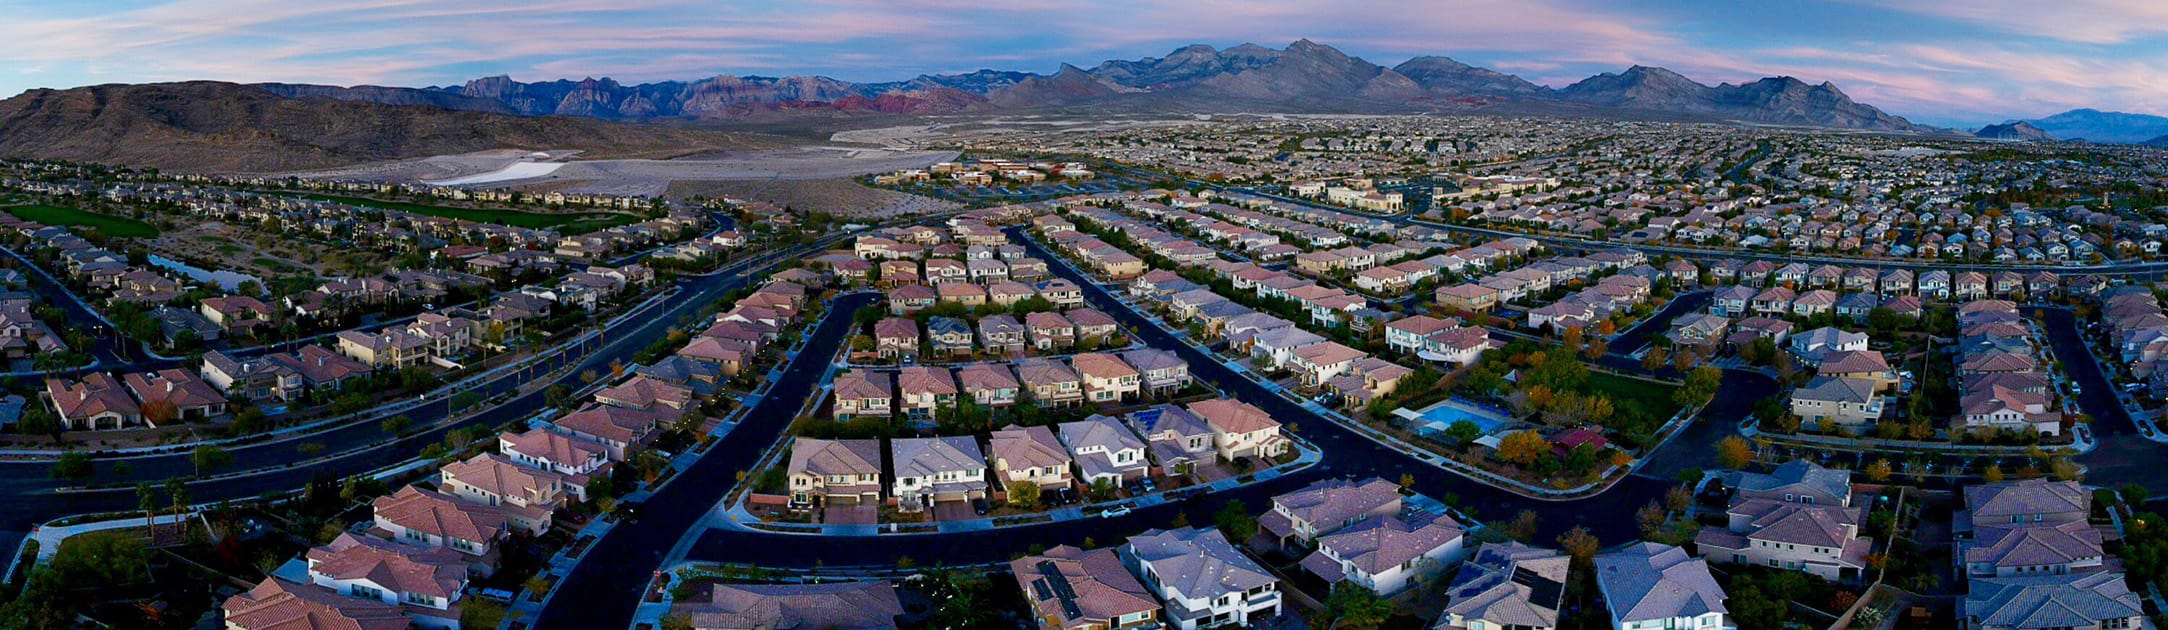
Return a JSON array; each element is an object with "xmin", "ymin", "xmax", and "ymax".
[
  {"xmin": 165, "ymin": 477, "xmax": 190, "ymax": 533},
  {"xmin": 136, "ymin": 482, "xmax": 157, "ymax": 532}
]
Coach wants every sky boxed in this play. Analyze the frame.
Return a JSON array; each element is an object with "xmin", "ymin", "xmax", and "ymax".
[{"xmin": 3, "ymin": 0, "xmax": 2165, "ymax": 127}]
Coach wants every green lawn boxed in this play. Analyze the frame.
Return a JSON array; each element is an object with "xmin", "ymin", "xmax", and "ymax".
[
  {"xmin": 293, "ymin": 193, "xmax": 640, "ymax": 234},
  {"xmin": 1587, "ymin": 372, "xmax": 1682, "ymax": 419},
  {"xmin": 3, "ymin": 204, "xmax": 160, "ymax": 238}
]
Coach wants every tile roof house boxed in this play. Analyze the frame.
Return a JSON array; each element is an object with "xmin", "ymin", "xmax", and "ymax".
[
  {"xmin": 1963, "ymin": 480, "xmax": 2090, "ymax": 531},
  {"xmin": 890, "ymin": 435, "xmax": 989, "ymax": 510},
  {"xmin": 440, "ymin": 453, "xmax": 572, "ymax": 534},
  {"xmin": 787, "ymin": 437, "xmax": 883, "ymax": 507},
  {"xmin": 1299, "ymin": 513, "xmax": 1465, "ymax": 596},
  {"xmin": 1817, "ymin": 349, "xmax": 1900, "ymax": 392},
  {"xmin": 895, "ymin": 366, "xmax": 959, "ymax": 423},
  {"xmin": 550, "ymin": 403, "xmax": 672, "ymax": 461},
  {"xmin": 594, "ymin": 375, "xmax": 695, "ymax": 411},
  {"xmin": 1059, "ymin": 415, "xmax": 1150, "ymax": 485},
  {"xmin": 200, "ymin": 350, "xmax": 304, "ymax": 403},
  {"xmin": 873, "ymin": 317, "xmax": 920, "ymax": 359},
  {"xmin": 1026, "ymin": 311, "xmax": 1078, "ymax": 350},
  {"xmin": 1593, "ymin": 543, "xmax": 1728, "ymax": 630},
  {"xmin": 1130, "ymin": 404, "xmax": 1215, "ymax": 477},
  {"xmin": 832, "ymin": 370, "xmax": 895, "ymax": 421},
  {"xmin": 1188, "ymin": 398, "xmax": 1288, "ymax": 462},
  {"xmin": 223, "ymin": 577, "xmax": 412, "ymax": 630},
  {"xmin": 370, "ymin": 486, "xmax": 513, "ymax": 559},
  {"xmin": 1017, "ymin": 359, "xmax": 1085, "ymax": 407},
  {"xmin": 44, "ymin": 373, "xmax": 143, "ymax": 430},
  {"xmin": 1790, "ymin": 376, "xmax": 1885, "ymax": 428},
  {"xmin": 1695, "ymin": 493, "xmax": 1870, "ymax": 581},
  {"xmin": 498, "ymin": 426, "xmax": 611, "ymax": 490},
  {"xmin": 990, "ymin": 425, "xmax": 1074, "ymax": 491},
  {"xmin": 1073, "ymin": 352, "xmax": 1142, "ymax": 404},
  {"xmin": 1118, "ymin": 348, "xmax": 1191, "ymax": 395},
  {"xmin": 1260, "ymin": 477, "xmax": 1404, "ymax": 547},
  {"xmin": 1121, "ymin": 527, "xmax": 1283, "ymax": 630},
  {"xmin": 1964, "ymin": 520, "xmax": 2105, "ymax": 578},
  {"xmin": 123, "ymin": 368, "xmax": 230, "ymax": 421},
  {"xmin": 1964, "ymin": 572, "xmax": 2144, "ymax": 630},
  {"xmin": 673, "ymin": 581, "xmax": 905, "ymax": 630},
  {"xmin": 977, "ymin": 314, "xmax": 1028, "ymax": 356},
  {"xmin": 1012, "ymin": 545, "xmax": 1163, "ymax": 630},
  {"xmin": 956, "ymin": 362, "xmax": 1022, "ymax": 407},
  {"xmin": 1736, "ymin": 460, "xmax": 1854, "ymax": 506},
  {"xmin": 305, "ymin": 533, "xmax": 469, "ymax": 627},
  {"xmin": 1436, "ymin": 542, "xmax": 1570, "ymax": 630}
]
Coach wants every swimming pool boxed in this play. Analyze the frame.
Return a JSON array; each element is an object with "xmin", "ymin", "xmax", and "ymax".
[{"xmin": 1405, "ymin": 398, "xmax": 1512, "ymax": 436}]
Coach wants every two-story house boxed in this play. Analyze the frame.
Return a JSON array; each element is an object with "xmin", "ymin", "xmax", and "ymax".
[
  {"xmin": 1059, "ymin": 415, "xmax": 1150, "ymax": 486},
  {"xmin": 1122, "ymin": 527, "xmax": 1282, "ymax": 630}
]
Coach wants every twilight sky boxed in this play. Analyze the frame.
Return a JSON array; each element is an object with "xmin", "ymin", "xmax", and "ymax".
[{"xmin": 3, "ymin": 0, "xmax": 2164, "ymax": 127}]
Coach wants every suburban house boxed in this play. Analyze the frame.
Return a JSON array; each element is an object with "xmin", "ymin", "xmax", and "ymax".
[
  {"xmin": 786, "ymin": 437, "xmax": 884, "ymax": 507},
  {"xmin": 1696, "ymin": 460, "xmax": 1869, "ymax": 581},
  {"xmin": 1437, "ymin": 542, "xmax": 1570, "ymax": 630},
  {"xmin": 304, "ymin": 533, "xmax": 469, "ymax": 629},
  {"xmin": 1122, "ymin": 527, "xmax": 1282, "ymax": 630},
  {"xmin": 1059, "ymin": 415, "xmax": 1151, "ymax": 486},
  {"xmin": 1963, "ymin": 573, "xmax": 2145, "ymax": 630},
  {"xmin": 1593, "ymin": 543, "xmax": 1729, "ymax": 630},
  {"xmin": 370, "ymin": 487, "xmax": 513, "ymax": 559},
  {"xmin": 957, "ymin": 363, "xmax": 1022, "ymax": 407},
  {"xmin": 1119, "ymin": 348, "xmax": 1192, "ymax": 396},
  {"xmin": 200, "ymin": 350, "xmax": 304, "ymax": 403},
  {"xmin": 895, "ymin": 366, "xmax": 959, "ymax": 423},
  {"xmin": 1260, "ymin": 478, "xmax": 1403, "ymax": 547},
  {"xmin": 1790, "ymin": 376, "xmax": 1886, "ymax": 428},
  {"xmin": 890, "ymin": 436, "xmax": 990, "ymax": 511},
  {"xmin": 1131, "ymin": 404, "xmax": 1215, "ymax": 477},
  {"xmin": 669, "ymin": 581, "xmax": 904, "ymax": 630},
  {"xmin": 1017, "ymin": 359, "xmax": 1085, "ymax": 407},
  {"xmin": 550, "ymin": 403, "xmax": 672, "ymax": 461},
  {"xmin": 1299, "ymin": 513, "xmax": 1465, "ymax": 596},
  {"xmin": 439, "ymin": 453, "xmax": 571, "ymax": 535},
  {"xmin": 222, "ymin": 577, "xmax": 413, "ymax": 630},
  {"xmin": 832, "ymin": 370, "xmax": 896, "ymax": 421},
  {"xmin": 1012, "ymin": 545, "xmax": 1163, "ymax": 630},
  {"xmin": 44, "ymin": 373, "xmax": 143, "ymax": 430},
  {"xmin": 1074, "ymin": 352, "xmax": 1142, "ymax": 403},
  {"xmin": 1189, "ymin": 399, "xmax": 1289, "ymax": 462},
  {"xmin": 874, "ymin": 317, "xmax": 920, "ymax": 359},
  {"xmin": 990, "ymin": 424, "xmax": 1075, "ymax": 492},
  {"xmin": 497, "ymin": 427, "xmax": 611, "ymax": 490}
]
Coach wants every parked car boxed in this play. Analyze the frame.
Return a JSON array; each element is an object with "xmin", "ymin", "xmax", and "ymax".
[
  {"xmin": 1099, "ymin": 503, "xmax": 1132, "ymax": 519},
  {"xmin": 971, "ymin": 498, "xmax": 990, "ymax": 516}
]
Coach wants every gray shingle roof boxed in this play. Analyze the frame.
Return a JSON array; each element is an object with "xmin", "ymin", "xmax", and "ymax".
[
  {"xmin": 1965, "ymin": 572, "xmax": 2142, "ymax": 630},
  {"xmin": 1594, "ymin": 543, "xmax": 1728, "ymax": 624}
]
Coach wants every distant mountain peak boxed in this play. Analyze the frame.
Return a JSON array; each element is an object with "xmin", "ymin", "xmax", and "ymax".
[{"xmin": 1976, "ymin": 121, "xmax": 2054, "ymax": 141}]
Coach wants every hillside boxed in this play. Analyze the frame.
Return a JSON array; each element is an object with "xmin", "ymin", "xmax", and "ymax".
[
  {"xmin": 0, "ymin": 82, "xmax": 763, "ymax": 172},
  {"xmin": 217, "ymin": 41, "xmax": 1930, "ymax": 132}
]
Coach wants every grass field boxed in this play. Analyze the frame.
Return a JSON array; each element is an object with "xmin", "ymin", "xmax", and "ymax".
[
  {"xmin": 294, "ymin": 193, "xmax": 640, "ymax": 234},
  {"xmin": 3, "ymin": 204, "xmax": 160, "ymax": 238},
  {"xmin": 1587, "ymin": 372, "xmax": 1682, "ymax": 419}
]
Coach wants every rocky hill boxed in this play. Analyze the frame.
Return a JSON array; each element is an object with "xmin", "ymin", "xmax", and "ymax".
[
  {"xmin": 2020, "ymin": 109, "xmax": 2168, "ymax": 144},
  {"xmin": 1975, "ymin": 121, "xmax": 2055, "ymax": 141},
  {"xmin": 0, "ymin": 82, "xmax": 755, "ymax": 172},
  {"xmin": 218, "ymin": 41, "xmax": 1929, "ymax": 132}
]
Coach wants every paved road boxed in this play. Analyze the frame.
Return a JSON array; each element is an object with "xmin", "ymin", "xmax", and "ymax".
[
  {"xmin": 2033, "ymin": 307, "xmax": 2164, "ymax": 493},
  {"xmin": 0, "ymin": 242, "xmax": 815, "ymax": 565}
]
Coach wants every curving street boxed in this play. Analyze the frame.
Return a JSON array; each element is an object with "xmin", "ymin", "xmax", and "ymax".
[{"xmin": 532, "ymin": 224, "xmax": 1781, "ymax": 629}]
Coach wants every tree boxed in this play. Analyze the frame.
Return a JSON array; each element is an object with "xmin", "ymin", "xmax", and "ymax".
[
  {"xmin": 1717, "ymin": 435, "xmax": 1754, "ymax": 469},
  {"xmin": 1444, "ymin": 420, "xmax": 1483, "ymax": 444},
  {"xmin": 165, "ymin": 477, "xmax": 190, "ymax": 529},
  {"xmin": 191, "ymin": 444, "xmax": 233, "ymax": 477},
  {"xmin": 1215, "ymin": 500, "xmax": 1258, "ymax": 544},
  {"xmin": 1503, "ymin": 510, "xmax": 1540, "ymax": 541},
  {"xmin": 137, "ymin": 482, "xmax": 158, "ymax": 532},
  {"xmin": 17, "ymin": 407, "xmax": 62, "ymax": 443},
  {"xmin": 1496, "ymin": 430, "xmax": 1553, "ymax": 466},
  {"xmin": 1321, "ymin": 583, "xmax": 1394, "ymax": 629},
  {"xmin": 1642, "ymin": 346, "xmax": 1670, "ymax": 373},
  {"xmin": 1983, "ymin": 463, "xmax": 2006, "ymax": 482},
  {"xmin": 1006, "ymin": 481, "xmax": 1042, "ymax": 510},
  {"xmin": 50, "ymin": 450, "xmax": 93, "ymax": 483},
  {"xmin": 1865, "ymin": 458, "xmax": 1894, "ymax": 482},
  {"xmin": 1557, "ymin": 526, "xmax": 1601, "ymax": 566},
  {"xmin": 380, "ymin": 415, "xmax": 413, "ymax": 436},
  {"xmin": 1582, "ymin": 338, "xmax": 1609, "ymax": 361},
  {"xmin": 140, "ymin": 398, "xmax": 180, "ymax": 426}
]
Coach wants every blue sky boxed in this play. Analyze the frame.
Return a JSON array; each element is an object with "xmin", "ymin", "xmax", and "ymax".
[{"xmin": 3, "ymin": 0, "xmax": 2164, "ymax": 127}]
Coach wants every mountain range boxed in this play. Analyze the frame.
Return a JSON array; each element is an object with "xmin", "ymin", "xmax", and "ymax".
[
  {"xmin": 2009, "ymin": 109, "xmax": 2168, "ymax": 144},
  {"xmin": 1974, "ymin": 121, "xmax": 2054, "ymax": 142},
  {"xmin": 250, "ymin": 40, "xmax": 1934, "ymax": 132}
]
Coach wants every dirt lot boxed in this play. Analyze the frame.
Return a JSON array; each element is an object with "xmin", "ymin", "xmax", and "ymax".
[
  {"xmin": 147, "ymin": 220, "xmax": 361, "ymax": 280},
  {"xmin": 666, "ymin": 178, "xmax": 958, "ymax": 219}
]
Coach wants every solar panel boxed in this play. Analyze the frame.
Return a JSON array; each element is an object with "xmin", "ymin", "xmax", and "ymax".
[
  {"xmin": 1512, "ymin": 566, "xmax": 1565, "ymax": 608},
  {"xmin": 1031, "ymin": 578, "xmax": 1053, "ymax": 601},
  {"xmin": 1037, "ymin": 560, "xmax": 1084, "ymax": 620}
]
